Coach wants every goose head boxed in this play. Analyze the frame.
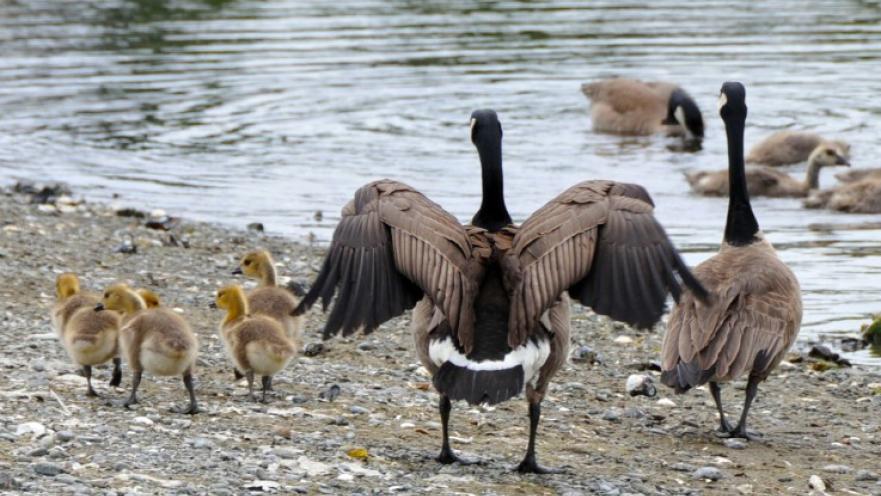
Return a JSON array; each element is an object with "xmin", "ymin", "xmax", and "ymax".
[
  {"xmin": 56, "ymin": 273, "xmax": 81, "ymax": 300},
  {"xmin": 808, "ymin": 144, "xmax": 850, "ymax": 168},
  {"xmin": 470, "ymin": 109, "xmax": 502, "ymax": 146},
  {"xmin": 469, "ymin": 109, "xmax": 511, "ymax": 231},
  {"xmin": 663, "ymin": 88, "xmax": 704, "ymax": 141},
  {"xmin": 96, "ymin": 284, "xmax": 143, "ymax": 314},
  {"xmin": 719, "ymin": 82, "xmax": 747, "ymax": 121},
  {"xmin": 233, "ymin": 250, "xmax": 273, "ymax": 279}
]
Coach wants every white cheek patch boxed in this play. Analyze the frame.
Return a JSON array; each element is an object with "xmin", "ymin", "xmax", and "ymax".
[
  {"xmin": 718, "ymin": 92, "xmax": 728, "ymax": 111},
  {"xmin": 674, "ymin": 106, "xmax": 686, "ymax": 126},
  {"xmin": 470, "ymin": 118, "xmax": 476, "ymax": 131},
  {"xmin": 428, "ymin": 337, "xmax": 551, "ymax": 387}
]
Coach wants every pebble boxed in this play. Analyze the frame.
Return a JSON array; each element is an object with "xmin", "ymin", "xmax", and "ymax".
[
  {"xmin": 625, "ymin": 374, "xmax": 656, "ymax": 397},
  {"xmin": 601, "ymin": 409, "xmax": 621, "ymax": 422},
  {"xmin": 189, "ymin": 437, "xmax": 214, "ymax": 450},
  {"xmin": 131, "ymin": 417, "xmax": 154, "ymax": 426},
  {"xmin": 670, "ymin": 462, "xmax": 695, "ymax": 472},
  {"xmin": 303, "ymin": 343, "xmax": 325, "ymax": 357},
  {"xmin": 693, "ymin": 466, "xmax": 724, "ymax": 481},
  {"xmin": 856, "ymin": 470, "xmax": 880, "ymax": 481},
  {"xmin": 350, "ymin": 405, "xmax": 369, "ymax": 415},
  {"xmin": 656, "ymin": 398, "xmax": 676, "ymax": 407},
  {"xmin": 32, "ymin": 462, "xmax": 65, "ymax": 476},
  {"xmin": 572, "ymin": 345, "xmax": 599, "ymax": 363},
  {"xmin": 724, "ymin": 438, "xmax": 747, "ymax": 450},
  {"xmin": 16, "ymin": 422, "xmax": 47, "ymax": 438},
  {"xmin": 31, "ymin": 360, "xmax": 46, "ymax": 372},
  {"xmin": 56, "ymin": 431, "xmax": 75, "ymax": 443},
  {"xmin": 613, "ymin": 336, "xmax": 634, "ymax": 345},
  {"xmin": 809, "ymin": 475, "xmax": 826, "ymax": 491},
  {"xmin": 823, "ymin": 464, "xmax": 852, "ymax": 474}
]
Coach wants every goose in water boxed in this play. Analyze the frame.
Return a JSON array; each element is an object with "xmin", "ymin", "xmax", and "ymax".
[
  {"xmin": 295, "ymin": 110, "xmax": 708, "ymax": 473},
  {"xmin": 835, "ymin": 167, "xmax": 881, "ymax": 183},
  {"xmin": 581, "ymin": 78, "xmax": 704, "ymax": 143},
  {"xmin": 804, "ymin": 173, "xmax": 881, "ymax": 214},
  {"xmin": 685, "ymin": 143, "xmax": 849, "ymax": 198},
  {"xmin": 661, "ymin": 83, "xmax": 803, "ymax": 440},
  {"xmin": 746, "ymin": 130, "xmax": 850, "ymax": 166}
]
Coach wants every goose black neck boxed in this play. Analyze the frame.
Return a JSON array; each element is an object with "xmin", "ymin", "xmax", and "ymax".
[
  {"xmin": 472, "ymin": 135, "xmax": 512, "ymax": 232},
  {"xmin": 723, "ymin": 113, "xmax": 760, "ymax": 246}
]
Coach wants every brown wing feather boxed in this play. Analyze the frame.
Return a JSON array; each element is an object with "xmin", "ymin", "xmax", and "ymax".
[
  {"xmin": 661, "ymin": 241, "xmax": 802, "ymax": 390},
  {"xmin": 506, "ymin": 180, "xmax": 707, "ymax": 347},
  {"xmin": 295, "ymin": 180, "xmax": 481, "ymax": 350}
]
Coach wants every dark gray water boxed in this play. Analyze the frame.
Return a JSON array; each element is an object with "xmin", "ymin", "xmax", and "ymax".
[{"xmin": 2, "ymin": 0, "xmax": 880, "ymax": 363}]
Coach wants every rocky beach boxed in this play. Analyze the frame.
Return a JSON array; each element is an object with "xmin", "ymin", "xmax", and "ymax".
[{"xmin": 1, "ymin": 184, "xmax": 880, "ymax": 496}]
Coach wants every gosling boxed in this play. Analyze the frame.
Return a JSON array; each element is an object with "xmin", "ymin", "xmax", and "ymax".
[
  {"xmin": 52, "ymin": 273, "xmax": 122, "ymax": 397},
  {"xmin": 215, "ymin": 284, "xmax": 296, "ymax": 402},
  {"xmin": 96, "ymin": 284, "xmax": 199, "ymax": 414},
  {"xmin": 746, "ymin": 130, "xmax": 850, "ymax": 166},
  {"xmin": 232, "ymin": 250, "xmax": 302, "ymax": 342}
]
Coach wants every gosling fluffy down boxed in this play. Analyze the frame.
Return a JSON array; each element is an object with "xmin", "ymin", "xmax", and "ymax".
[
  {"xmin": 233, "ymin": 250, "xmax": 302, "ymax": 346},
  {"xmin": 52, "ymin": 273, "xmax": 122, "ymax": 397},
  {"xmin": 746, "ymin": 130, "xmax": 850, "ymax": 166},
  {"xmin": 98, "ymin": 284, "xmax": 199, "ymax": 414},
  {"xmin": 216, "ymin": 285, "xmax": 296, "ymax": 402}
]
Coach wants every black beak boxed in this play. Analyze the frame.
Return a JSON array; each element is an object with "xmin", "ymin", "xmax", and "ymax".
[
  {"xmin": 231, "ymin": 268, "xmax": 243, "ymax": 275},
  {"xmin": 661, "ymin": 115, "xmax": 678, "ymax": 126},
  {"xmin": 836, "ymin": 156, "xmax": 850, "ymax": 166},
  {"xmin": 209, "ymin": 302, "xmax": 217, "ymax": 309},
  {"xmin": 94, "ymin": 303, "xmax": 105, "ymax": 312}
]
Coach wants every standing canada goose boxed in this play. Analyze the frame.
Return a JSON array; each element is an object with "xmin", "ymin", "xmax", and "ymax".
[
  {"xmin": 52, "ymin": 273, "xmax": 122, "ymax": 397},
  {"xmin": 803, "ymin": 174, "xmax": 881, "ymax": 214},
  {"xmin": 294, "ymin": 109, "xmax": 708, "ymax": 473},
  {"xmin": 96, "ymin": 284, "xmax": 199, "ymax": 414},
  {"xmin": 685, "ymin": 144, "xmax": 849, "ymax": 198},
  {"xmin": 746, "ymin": 130, "xmax": 850, "ymax": 166},
  {"xmin": 661, "ymin": 83, "xmax": 803, "ymax": 440},
  {"xmin": 580, "ymin": 78, "xmax": 704, "ymax": 142},
  {"xmin": 215, "ymin": 284, "xmax": 296, "ymax": 402}
]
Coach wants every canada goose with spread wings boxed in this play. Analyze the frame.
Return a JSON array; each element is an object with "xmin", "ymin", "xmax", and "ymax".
[{"xmin": 295, "ymin": 110, "xmax": 707, "ymax": 473}]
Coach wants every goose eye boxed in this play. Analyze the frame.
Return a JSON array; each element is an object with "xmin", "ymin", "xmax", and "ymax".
[
  {"xmin": 243, "ymin": 260, "xmax": 251, "ymax": 266},
  {"xmin": 825, "ymin": 149, "xmax": 834, "ymax": 155},
  {"xmin": 104, "ymin": 292, "xmax": 109, "ymax": 298}
]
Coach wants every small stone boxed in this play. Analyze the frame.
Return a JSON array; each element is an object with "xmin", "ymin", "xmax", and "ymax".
[
  {"xmin": 693, "ymin": 466, "xmax": 723, "ymax": 481},
  {"xmin": 613, "ymin": 336, "xmax": 634, "ymax": 345},
  {"xmin": 736, "ymin": 483, "xmax": 753, "ymax": 494},
  {"xmin": 247, "ymin": 222, "xmax": 265, "ymax": 232},
  {"xmin": 601, "ymin": 409, "xmax": 620, "ymax": 422},
  {"xmin": 32, "ymin": 360, "xmax": 46, "ymax": 372},
  {"xmin": 303, "ymin": 343, "xmax": 325, "ymax": 357},
  {"xmin": 809, "ymin": 475, "xmax": 826, "ymax": 491},
  {"xmin": 272, "ymin": 447, "xmax": 301, "ymax": 459},
  {"xmin": 571, "ymin": 344, "xmax": 598, "ymax": 363},
  {"xmin": 357, "ymin": 342, "xmax": 375, "ymax": 351},
  {"xmin": 131, "ymin": 417, "xmax": 154, "ymax": 426},
  {"xmin": 319, "ymin": 384, "xmax": 341, "ymax": 402},
  {"xmin": 724, "ymin": 438, "xmax": 747, "ymax": 450},
  {"xmin": 28, "ymin": 447, "xmax": 49, "ymax": 457},
  {"xmin": 626, "ymin": 374, "xmax": 657, "ymax": 397},
  {"xmin": 823, "ymin": 464, "xmax": 852, "ymax": 474},
  {"xmin": 33, "ymin": 462, "xmax": 64, "ymax": 476},
  {"xmin": 670, "ymin": 462, "xmax": 695, "ymax": 472},
  {"xmin": 856, "ymin": 470, "xmax": 879, "ymax": 481},
  {"xmin": 56, "ymin": 431, "xmax": 75, "ymax": 443},
  {"xmin": 350, "ymin": 406, "xmax": 369, "ymax": 415},
  {"xmin": 656, "ymin": 398, "xmax": 676, "ymax": 407},
  {"xmin": 16, "ymin": 422, "xmax": 47, "ymax": 438},
  {"xmin": 189, "ymin": 437, "xmax": 214, "ymax": 449}
]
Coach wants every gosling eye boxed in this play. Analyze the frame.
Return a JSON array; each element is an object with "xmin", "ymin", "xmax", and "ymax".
[
  {"xmin": 104, "ymin": 292, "xmax": 109, "ymax": 298},
  {"xmin": 825, "ymin": 149, "xmax": 835, "ymax": 155},
  {"xmin": 243, "ymin": 260, "xmax": 251, "ymax": 266}
]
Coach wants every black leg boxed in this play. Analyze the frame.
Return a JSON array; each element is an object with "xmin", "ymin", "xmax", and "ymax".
[
  {"xmin": 109, "ymin": 358, "xmax": 122, "ymax": 387},
  {"xmin": 124, "ymin": 369, "xmax": 142, "ymax": 408},
  {"xmin": 83, "ymin": 365, "xmax": 98, "ymax": 397},
  {"xmin": 233, "ymin": 368, "xmax": 243, "ymax": 381},
  {"xmin": 515, "ymin": 402, "xmax": 563, "ymax": 474},
  {"xmin": 709, "ymin": 382, "xmax": 733, "ymax": 434},
  {"xmin": 171, "ymin": 370, "xmax": 199, "ymax": 415},
  {"xmin": 261, "ymin": 376, "xmax": 272, "ymax": 403},
  {"xmin": 435, "ymin": 396, "xmax": 477, "ymax": 465},
  {"xmin": 727, "ymin": 376, "xmax": 760, "ymax": 440},
  {"xmin": 246, "ymin": 371, "xmax": 256, "ymax": 401}
]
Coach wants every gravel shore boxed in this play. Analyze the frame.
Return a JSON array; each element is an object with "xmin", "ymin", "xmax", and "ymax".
[{"xmin": 1, "ymin": 185, "xmax": 880, "ymax": 495}]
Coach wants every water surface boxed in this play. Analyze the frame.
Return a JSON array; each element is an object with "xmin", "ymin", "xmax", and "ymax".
[{"xmin": 1, "ymin": 0, "xmax": 879, "ymax": 363}]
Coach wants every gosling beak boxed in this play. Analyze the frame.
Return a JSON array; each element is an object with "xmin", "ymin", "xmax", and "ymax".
[
  {"xmin": 835, "ymin": 155, "xmax": 850, "ymax": 166},
  {"xmin": 94, "ymin": 303, "xmax": 105, "ymax": 312},
  {"xmin": 661, "ymin": 115, "xmax": 678, "ymax": 126},
  {"xmin": 209, "ymin": 302, "xmax": 218, "ymax": 309},
  {"xmin": 231, "ymin": 268, "xmax": 243, "ymax": 275}
]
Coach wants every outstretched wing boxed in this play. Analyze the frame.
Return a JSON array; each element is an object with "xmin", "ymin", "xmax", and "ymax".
[
  {"xmin": 505, "ymin": 180, "xmax": 708, "ymax": 347},
  {"xmin": 295, "ymin": 180, "xmax": 481, "ymax": 348}
]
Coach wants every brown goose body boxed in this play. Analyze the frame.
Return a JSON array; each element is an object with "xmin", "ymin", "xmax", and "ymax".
[
  {"xmin": 835, "ymin": 167, "xmax": 881, "ymax": 183},
  {"xmin": 804, "ymin": 176, "xmax": 881, "ymax": 214},
  {"xmin": 662, "ymin": 82, "xmax": 803, "ymax": 440},
  {"xmin": 297, "ymin": 110, "xmax": 706, "ymax": 472},
  {"xmin": 662, "ymin": 239, "xmax": 801, "ymax": 386},
  {"xmin": 746, "ymin": 130, "xmax": 850, "ymax": 166},
  {"xmin": 580, "ymin": 78, "xmax": 704, "ymax": 140}
]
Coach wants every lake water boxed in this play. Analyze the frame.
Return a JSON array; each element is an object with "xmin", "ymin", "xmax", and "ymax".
[{"xmin": 1, "ymin": 0, "xmax": 879, "ymax": 364}]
